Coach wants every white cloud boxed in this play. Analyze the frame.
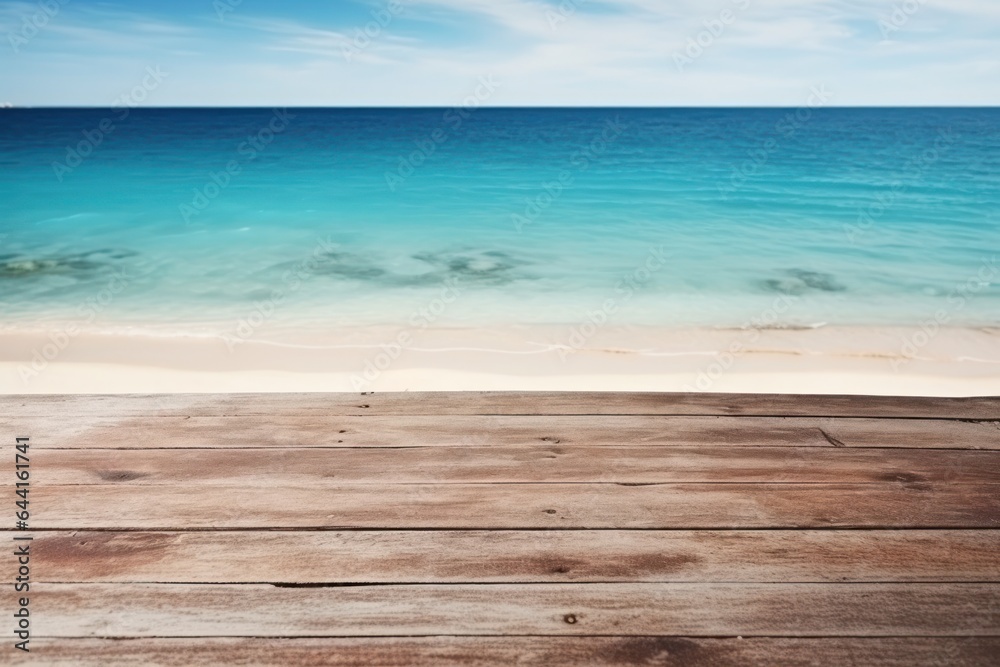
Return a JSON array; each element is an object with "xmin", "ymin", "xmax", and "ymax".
[{"xmin": 0, "ymin": 0, "xmax": 997, "ymax": 105}]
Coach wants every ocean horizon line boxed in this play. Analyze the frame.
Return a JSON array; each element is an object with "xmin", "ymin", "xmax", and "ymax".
[{"xmin": 4, "ymin": 105, "xmax": 1000, "ymax": 110}]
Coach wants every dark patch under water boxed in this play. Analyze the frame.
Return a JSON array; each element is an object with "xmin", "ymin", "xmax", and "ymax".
[
  {"xmin": 0, "ymin": 249, "xmax": 135, "ymax": 280},
  {"xmin": 272, "ymin": 248, "xmax": 531, "ymax": 288},
  {"xmin": 412, "ymin": 249, "xmax": 528, "ymax": 286},
  {"xmin": 309, "ymin": 251, "xmax": 389, "ymax": 281},
  {"xmin": 761, "ymin": 269, "xmax": 847, "ymax": 295}
]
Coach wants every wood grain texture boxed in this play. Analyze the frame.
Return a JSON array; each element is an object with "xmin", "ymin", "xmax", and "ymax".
[
  {"xmin": 29, "ymin": 482, "xmax": 1000, "ymax": 529},
  {"xmin": 7, "ymin": 414, "xmax": 999, "ymax": 450},
  {"xmin": 5, "ymin": 392, "xmax": 999, "ymax": 665},
  {"xmin": 31, "ymin": 583, "xmax": 1000, "ymax": 637},
  {"xmin": 22, "ymin": 445, "xmax": 1000, "ymax": 485},
  {"xmin": 12, "ymin": 637, "xmax": 1000, "ymax": 667},
  {"xmin": 27, "ymin": 530, "xmax": 1000, "ymax": 584},
  {"xmin": 3, "ymin": 391, "xmax": 999, "ymax": 418}
]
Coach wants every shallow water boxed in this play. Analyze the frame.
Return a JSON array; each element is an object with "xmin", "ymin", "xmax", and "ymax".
[{"xmin": 1, "ymin": 107, "xmax": 998, "ymax": 338}]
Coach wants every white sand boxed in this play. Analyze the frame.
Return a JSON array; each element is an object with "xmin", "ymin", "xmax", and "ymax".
[{"xmin": 1, "ymin": 325, "xmax": 998, "ymax": 396}]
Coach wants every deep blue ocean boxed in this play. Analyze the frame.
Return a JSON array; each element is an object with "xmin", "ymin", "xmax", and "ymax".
[{"xmin": 1, "ymin": 108, "xmax": 998, "ymax": 337}]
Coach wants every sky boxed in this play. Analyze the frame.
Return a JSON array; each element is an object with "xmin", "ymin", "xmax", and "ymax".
[{"xmin": 0, "ymin": 0, "xmax": 998, "ymax": 106}]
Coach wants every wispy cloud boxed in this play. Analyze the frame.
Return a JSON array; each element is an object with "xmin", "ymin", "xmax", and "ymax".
[{"xmin": 1, "ymin": 0, "xmax": 998, "ymax": 105}]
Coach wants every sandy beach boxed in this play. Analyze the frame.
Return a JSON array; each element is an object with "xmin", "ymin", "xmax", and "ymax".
[{"xmin": 2, "ymin": 324, "xmax": 997, "ymax": 395}]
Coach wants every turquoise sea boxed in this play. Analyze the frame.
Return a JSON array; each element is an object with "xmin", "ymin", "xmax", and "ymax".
[{"xmin": 1, "ymin": 108, "xmax": 998, "ymax": 338}]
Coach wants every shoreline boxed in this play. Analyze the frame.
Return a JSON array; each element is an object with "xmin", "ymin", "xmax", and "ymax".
[{"xmin": 1, "ymin": 325, "xmax": 998, "ymax": 396}]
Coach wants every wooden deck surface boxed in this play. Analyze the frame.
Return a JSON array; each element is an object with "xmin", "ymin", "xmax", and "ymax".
[{"xmin": 3, "ymin": 391, "xmax": 999, "ymax": 666}]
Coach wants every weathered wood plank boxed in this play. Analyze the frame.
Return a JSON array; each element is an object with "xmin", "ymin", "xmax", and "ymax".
[
  {"xmin": 6, "ymin": 414, "xmax": 998, "ymax": 450},
  {"xmin": 23, "ymin": 446, "xmax": 1000, "ymax": 485},
  {"xmin": 31, "ymin": 583, "xmax": 1000, "ymax": 637},
  {"xmin": 6, "ymin": 391, "xmax": 999, "ymax": 661},
  {"xmin": 29, "ymin": 483, "xmax": 1000, "ymax": 528},
  {"xmin": 12, "ymin": 637, "xmax": 1000, "ymax": 667},
  {"xmin": 28, "ymin": 530, "xmax": 1000, "ymax": 584},
  {"xmin": 3, "ymin": 392, "xmax": 998, "ymax": 419}
]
